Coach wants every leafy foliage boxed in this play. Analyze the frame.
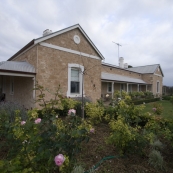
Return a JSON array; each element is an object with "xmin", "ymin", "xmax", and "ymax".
[
  {"xmin": 148, "ymin": 150, "xmax": 164, "ymax": 170},
  {"xmin": 85, "ymin": 102, "xmax": 104, "ymax": 125},
  {"xmin": 71, "ymin": 165, "xmax": 85, "ymax": 173},
  {"xmin": 170, "ymin": 96, "xmax": 173, "ymax": 105},
  {"xmin": 107, "ymin": 117, "xmax": 136, "ymax": 155},
  {"xmin": 152, "ymin": 102, "xmax": 163, "ymax": 115},
  {"xmin": 0, "ymin": 84, "xmax": 92, "ymax": 173}
]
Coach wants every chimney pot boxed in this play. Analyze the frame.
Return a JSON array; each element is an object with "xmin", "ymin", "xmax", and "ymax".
[{"xmin": 43, "ymin": 29, "xmax": 52, "ymax": 36}]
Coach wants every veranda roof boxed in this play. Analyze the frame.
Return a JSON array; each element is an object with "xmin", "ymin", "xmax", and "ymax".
[
  {"xmin": 101, "ymin": 72, "xmax": 146, "ymax": 84},
  {"xmin": 0, "ymin": 61, "xmax": 36, "ymax": 74}
]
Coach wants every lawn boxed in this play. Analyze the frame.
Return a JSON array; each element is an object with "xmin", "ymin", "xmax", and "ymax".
[{"xmin": 142, "ymin": 100, "xmax": 173, "ymax": 119}]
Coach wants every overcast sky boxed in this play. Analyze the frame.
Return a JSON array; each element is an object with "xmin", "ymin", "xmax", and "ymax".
[{"xmin": 0, "ymin": 0, "xmax": 173, "ymax": 86}]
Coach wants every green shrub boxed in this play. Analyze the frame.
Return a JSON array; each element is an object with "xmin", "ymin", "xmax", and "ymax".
[
  {"xmin": 162, "ymin": 95, "xmax": 171, "ymax": 100},
  {"xmin": 85, "ymin": 102, "xmax": 104, "ymax": 125},
  {"xmin": 152, "ymin": 103, "xmax": 163, "ymax": 115},
  {"xmin": 151, "ymin": 139, "xmax": 163, "ymax": 151},
  {"xmin": 133, "ymin": 98, "xmax": 160, "ymax": 105},
  {"xmin": 103, "ymin": 106, "xmax": 118, "ymax": 122},
  {"xmin": 148, "ymin": 150, "xmax": 164, "ymax": 170},
  {"xmin": 55, "ymin": 98, "xmax": 79, "ymax": 117},
  {"xmin": 162, "ymin": 119, "xmax": 173, "ymax": 147},
  {"xmin": 144, "ymin": 91, "xmax": 153, "ymax": 98},
  {"xmin": 107, "ymin": 116, "xmax": 155, "ymax": 155},
  {"xmin": 116, "ymin": 98, "xmax": 146, "ymax": 127},
  {"xmin": 107, "ymin": 117, "xmax": 136, "ymax": 155},
  {"xmin": 170, "ymin": 96, "xmax": 173, "ymax": 105},
  {"xmin": 114, "ymin": 90, "xmax": 121, "ymax": 99},
  {"xmin": 0, "ymin": 84, "xmax": 93, "ymax": 172},
  {"xmin": 108, "ymin": 92, "xmax": 152, "ymax": 127},
  {"xmin": 71, "ymin": 165, "xmax": 85, "ymax": 173},
  {"xmin": 144, "ymin": 118, "xmax": 162, "ymax": 135},
  {"xmin": 0, "ymin": 110, "xmax": 91, "ymax": 172}
]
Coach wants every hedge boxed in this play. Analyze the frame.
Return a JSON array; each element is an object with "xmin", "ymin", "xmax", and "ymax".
[{"xmin": 132, "ymin": 98, "xmax": 160, "ymax": 105}]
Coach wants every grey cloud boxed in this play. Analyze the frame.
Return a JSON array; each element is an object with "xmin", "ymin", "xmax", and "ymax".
[{"xmin": 0, "ymin": 0, "xmax": 172, "ymax": 85}]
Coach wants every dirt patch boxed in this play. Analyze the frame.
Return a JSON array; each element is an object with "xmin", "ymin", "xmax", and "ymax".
[{"xmin": 77, "ymin": 123, "xmax": 173, "ymax": 173}]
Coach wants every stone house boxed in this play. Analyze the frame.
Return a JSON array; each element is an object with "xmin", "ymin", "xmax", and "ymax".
[{"xmin": 0, "ymin": 24, "xmax": 164, "ymax": 108}]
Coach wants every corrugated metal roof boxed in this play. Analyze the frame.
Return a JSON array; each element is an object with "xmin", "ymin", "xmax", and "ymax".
[
  {"xmin": 102, "ymin": 63, "xmax": 164, "ymax": 77},
  {"xmin": 101, "ymin": 72, "xmax": 146, "ymax": 84},
  {"xmin": 0, "ymin": 61, "xmax": 36, "ymax": 73},
  {"xmin": 128, "ymin": 64, "xmax": 159, "ymax": 74}
]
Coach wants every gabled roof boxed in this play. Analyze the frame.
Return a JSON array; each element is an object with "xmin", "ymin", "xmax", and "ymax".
[
  {"xmin": 8, "ymin": 24, "xmax": 104, "ymax": 61},
  {"xmin": 0, "ymin": 61, "xmax": 35, "ymax": 73},
  {"xmin": 101, "ymin": 72, "xmax": 146, "ymax": 84},
  {"xmin": 128, "ymin": 64, "xmax": 164, "ymax": 76}
]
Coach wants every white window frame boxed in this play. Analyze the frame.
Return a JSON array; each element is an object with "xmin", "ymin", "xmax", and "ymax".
[
  {"xmin": 10, "ymin": 77, "xmax": 14, "ymax": 95},
  {"xmin": 157, "ymin": 81, "xmax": 159, "ymax": 93},
  {"xmin": 107, "ymin": 82, "xmax": 112, "ymax": 93},
  {"xmin": 67, "ymin": 63, "xmax": 84, "ymax": 97}
]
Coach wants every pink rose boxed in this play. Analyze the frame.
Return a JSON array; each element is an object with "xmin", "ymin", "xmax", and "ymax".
[
  {"xmin": 54, "ymin": 154, "xmax": 65, "ymax": 166},
  {"xmin": 68, "ymin": 109, "xmax": 76, "ymax": 116},
  {"xmin": 21, "ymin": 121, "xmax": 26, "ymax": 125},
  {"xmin": 35, "ymin": 118, "xmax": 41, "ymax": 124},
  {"xmin": 90, "ymin": 128, "xmax": 95, "ymax": 133},
  {"xmin": 152, "ymin": 108, "xmax": 156, "ymax": 111}
]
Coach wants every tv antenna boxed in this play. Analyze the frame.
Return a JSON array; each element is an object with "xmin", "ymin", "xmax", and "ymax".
[{"xmin": 112, "ymin": 42, "xmax": 122, "ymax": 58}]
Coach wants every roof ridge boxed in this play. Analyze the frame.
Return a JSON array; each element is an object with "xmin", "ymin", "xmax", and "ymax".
[
  {"xmin": 35, "ymin": 24, "xmax": 80, "ymax": 40},
  {"xmin": 130, "ymin": 64, "xmax": 159, "ymax": 68}
]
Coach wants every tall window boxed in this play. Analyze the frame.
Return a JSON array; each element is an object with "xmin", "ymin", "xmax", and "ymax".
[
  {"xmin": 157, "ymin": 81, "xmax": 160, "ymax": 93},
  {"xmin": 107, "ymin": 82, "xmax": 112, "ymax": 92},
  {"xmin": 71, "ymin": 68, "xmax": 80, "ymax": 93},
  {"xmin": 67, "ymin": 63, "xmax": 84, "ymax": 97}
]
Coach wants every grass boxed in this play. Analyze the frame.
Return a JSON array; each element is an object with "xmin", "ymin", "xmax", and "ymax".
[{"xmin": 142, "ymin": 100, "xmax": 173, "ymax": 119}]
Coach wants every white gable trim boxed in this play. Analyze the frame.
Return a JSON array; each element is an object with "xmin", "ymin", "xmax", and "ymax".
[
  {"xmin": 39, "ymin": 42, "xmax": 101, "ymax": 60},
  {"xmin": 35, "ymin": 25, "xmax": 79, "ymax": 44},
  {"xmin": 35, "ymin": 24, "xmax": 104, "ymax": 60},
  {"xmin": 154, "ymin": 65, "xmax": 164, "ymax": 77},
  {"xmin": 154, "ymin": 73, "xmax": 162, "ymax": 77}
]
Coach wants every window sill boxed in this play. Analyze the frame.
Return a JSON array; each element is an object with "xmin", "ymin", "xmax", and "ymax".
[
  {"xmin": 67, "ymin": 93, "xmax": 85, "ymax": 98},
  {"xmin": 107, "ymin": 91, "xmax": 112, "ymax": 93}
]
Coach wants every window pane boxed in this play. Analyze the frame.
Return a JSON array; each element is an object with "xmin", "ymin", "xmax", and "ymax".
[
  {"xmin": 157, "ymin": 82, "xmax": 159, "ymax": 93},
  {"xmin": 71, "ymin": 68, "xmax": 79, "ymax": 81},
  {"xmin": 108, "ymin": 83, "xmax": 112, "ymax": 92},
  {"xmin": 71, "ymin": 81, "xmax": 79, "ymax": 93}
]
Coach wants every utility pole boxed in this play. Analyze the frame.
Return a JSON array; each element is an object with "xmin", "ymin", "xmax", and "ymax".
[
  {"xmin": 112, "ymin": 42, "xmax": 122, "ymax": 58},
  {"xmin": 81, "ymin": 71, "xmax": 84, "ymax": 119}
]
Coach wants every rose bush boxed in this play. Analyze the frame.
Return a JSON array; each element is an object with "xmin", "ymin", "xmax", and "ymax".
[
  {"xmin": 0, "ymin": 84, "xmax": 92, "ymax": 172},
  {"xmin": 0, "ymin": 108, "xmax": 92, "ymax": 172}
]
